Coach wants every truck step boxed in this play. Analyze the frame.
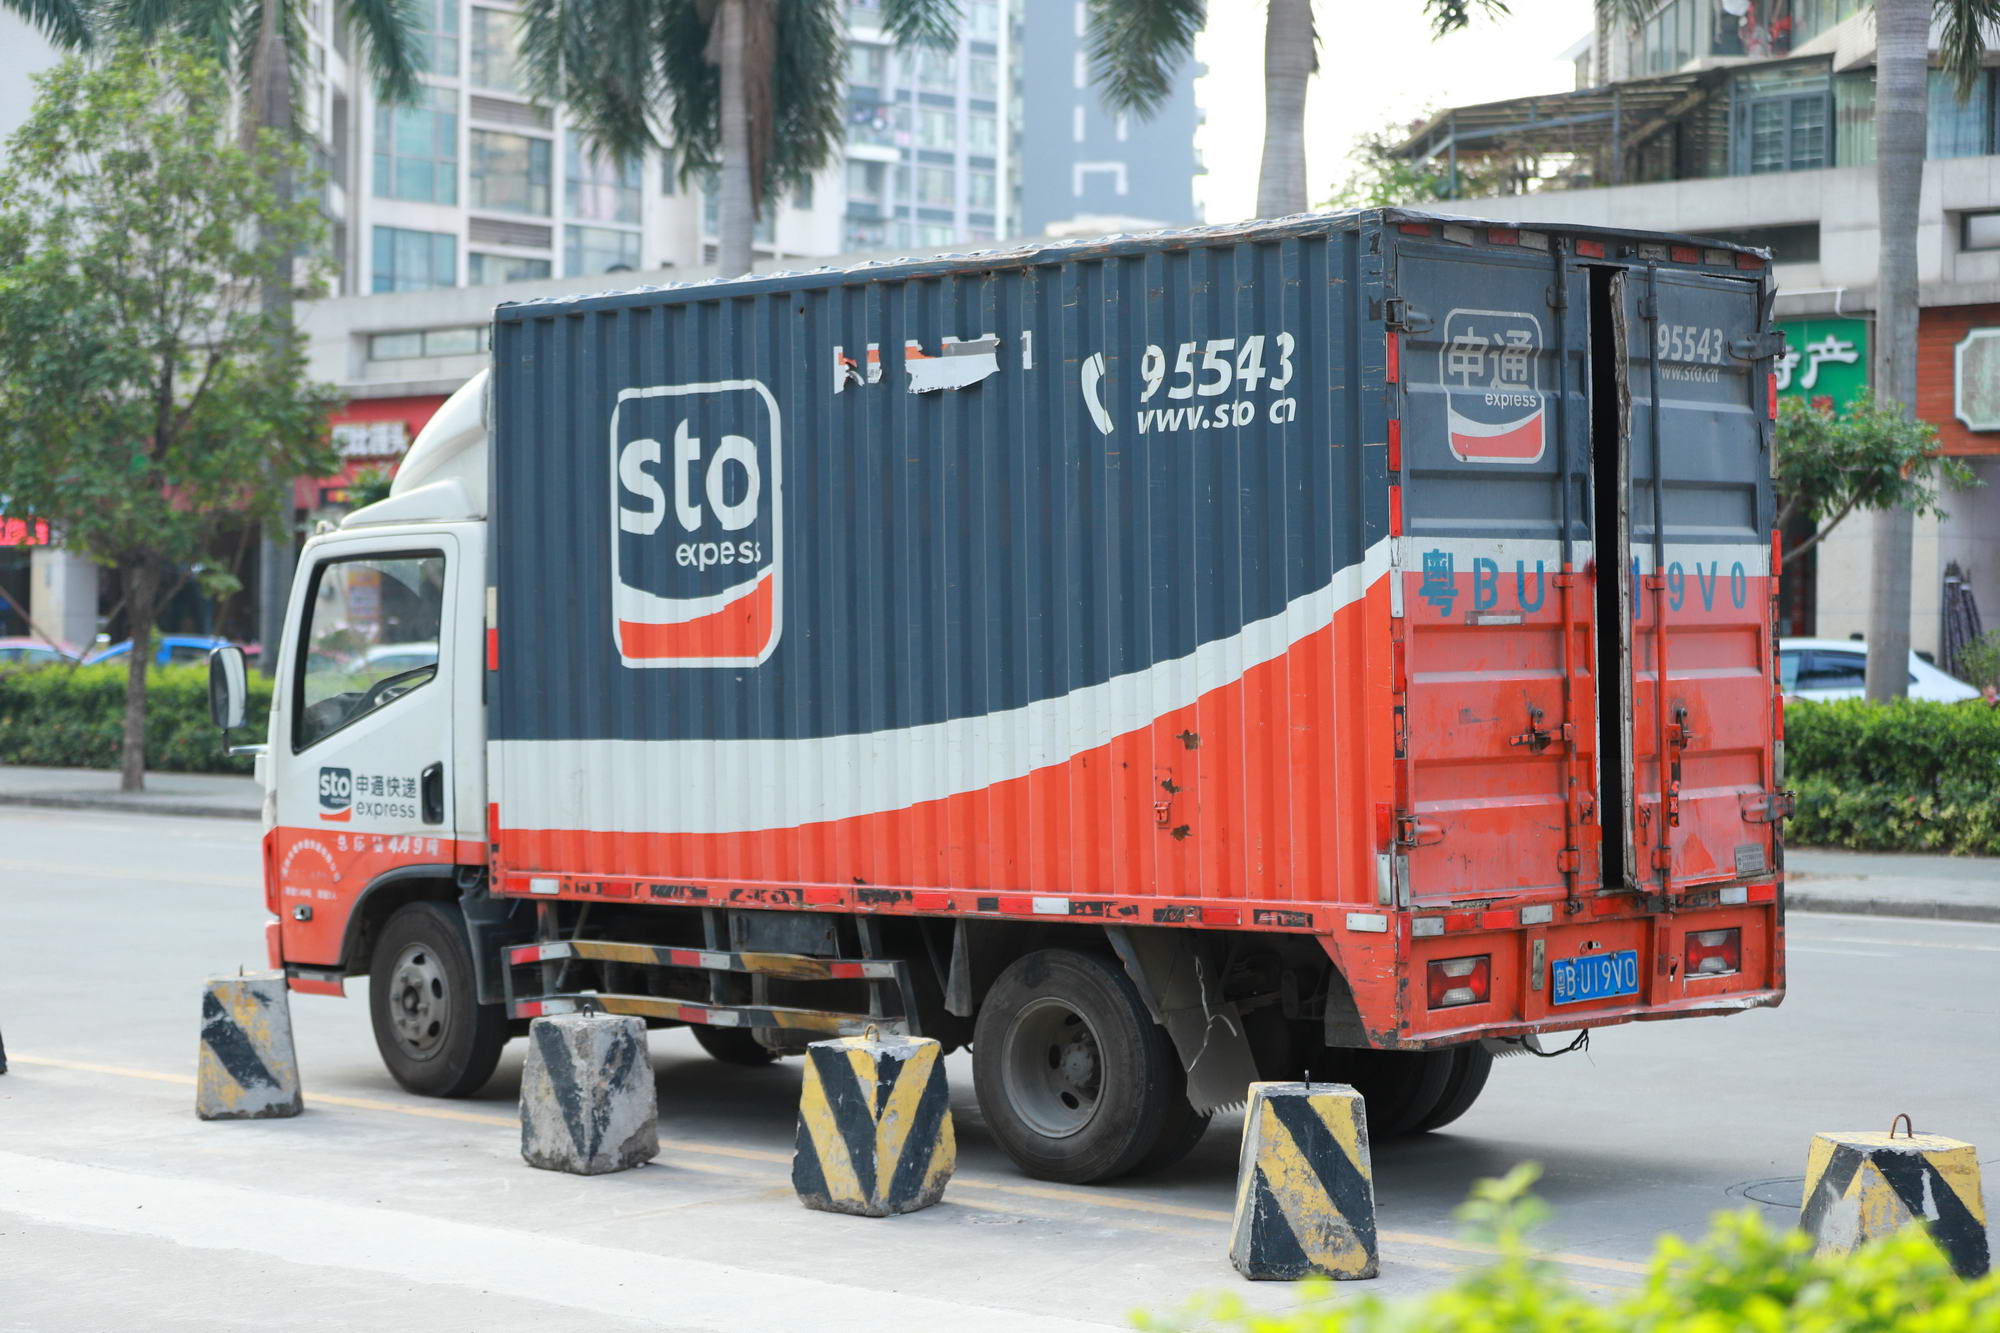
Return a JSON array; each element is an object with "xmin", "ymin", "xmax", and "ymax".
[
  {"xmin": 508, "ymin": 939, "xmax": 901, "ymax": 982},
  {"xmin": 514, "ymin": 991, "xmax": 908, "ymax": 1037}
]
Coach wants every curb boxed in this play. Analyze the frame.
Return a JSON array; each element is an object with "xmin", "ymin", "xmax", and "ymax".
[
  {"xmin": 1787, "ymin": 892, "xmax": 2000, "ymax": 925},
  {"xmin": 0, "ymin": 792, "xmax": 260, "ymax": 822}
]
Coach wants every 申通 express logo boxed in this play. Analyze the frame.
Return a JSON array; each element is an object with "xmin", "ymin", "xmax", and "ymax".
[
  {"xmin": 318, "ymin": 766, "xmax": 353, "ymax": 821},
  {"xmin": 610, "ymin": 379, "xmax": 783, "ymax": 668},
  {"xmin": 1441, "ymin": 308, "xmax": 1547, "ymax": 465}
]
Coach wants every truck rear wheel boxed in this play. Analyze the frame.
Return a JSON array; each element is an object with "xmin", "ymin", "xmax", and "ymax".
[
  {"xmin": 973, "ymin": 949, "xmax": 1179, "ymax": 1185},
  {"xmin": 369, "ymin": 901, "xmax": 507, "ymax": 1098},
  {"xmin": 691, "ymin": 1024, "xmax": 778, "ymax": 1066},
  {"xmin": 1411, "ymin": 1043, "xmax": 1493, "ymax": 1133},
  {"xmin": 1341, "ymin": 1048, "xmax": 1456, "ymax": 1138}
]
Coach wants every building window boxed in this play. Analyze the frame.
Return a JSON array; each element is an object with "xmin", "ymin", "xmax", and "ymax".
[
  {"xmin": 413, "ymin": 0, "xmax": 459, "ymax": 78},
  {"xmin": 1732, "ymin": 69, "xmax": 1829, "ymax": 175},
  {"xmin": 917, "ymin": 107, "xmax": 956, "ymax": 151},
  {"xmin": 1928, "ymin": 69, "xmax": 1993, "ymax": 158},
  {"xmin": 968, "ymin": 55, "xmax": 997, "ymax": 100},
  {"xmin": 564, "ymin": 224, "xmax": 641, "ymax": 275},
  {"xmin": 1706, "ymin": 222, "xmax": 1821, "ymax": 265},
  {"xmin": 967, "ymin": 0, "xmax": 999, "ymax": 40},
  {"xmin": 845, "ymin": 218, "xmax": 888, "ymax": 250},
  {"xmin": 917, "ymin": 223, "xmax": 954, "ymax": 246},
  {"xmin": 371, "ymin": 226, "xmax": 456, "ymax": 292},
  {"xmin": 967, "ymin": 168, "xmax": 996, "ymax": 210},
  {"xmin": 849, "ymin": 98, "xmax": 906, "ymax": 147},
  {"xmin": 372, "ymin": 85, "xmax": 458, "ymax": 205},
  {"xmin": 566, "ymin": 137, "xmax": 641, "ymax": 223},
  {"xmin": 968, "ymin": 111, "xmax": 997, "ymax": 154},
  {"xmin": 470, "ymin": 128, "xmax": 552, "ymax": 214},
  {"xmin": 848, "ymin": 159, "xmax": 888, "ymax": 203},
  {"xmin": 850, "ymin": 40, "xmax": 887, "ymax": 87},
  {"xmin": 468, "ymin": 252, "xmax": 551, "ymax": 284},
  {"xmin": 470, "ymin": 7, "xmax": 524, "ymax": 94},
  {"xmin": 1961, "ymin": 211, "xmax": 2000, "ymax": 251},
  {"xmin": 368, "ymin": 326, "xmax": 489, "ymax": 360},
  {"xmin": 915, "ymin": 165, "xmax": 955, "ymax": 208},
  {"xmin": 660, "ymin": 150, "xmax": 678, "ymax": 194},
  {"xmin": 1954, "ymin": 328, "xmax": 2000, "ymax": 430},
  {"xmin": 910, "ymin": 47, "xmax": 956, "ymax": 92}
]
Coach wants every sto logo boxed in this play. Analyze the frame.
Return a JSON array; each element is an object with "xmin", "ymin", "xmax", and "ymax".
[
  {"xmin": 318, "ymin": 766, "xmax": 353, "ymax": 822},
  {"xmin": 1441, "ymin": 308, "xmax": 1547, "ymax": 465},
  {"xmin": 610, "ymin": 380, "xmax": 783, "ymax": 668}
]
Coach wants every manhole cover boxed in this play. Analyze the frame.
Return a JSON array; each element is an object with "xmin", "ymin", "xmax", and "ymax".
[{"xmin": 1730, "ymin": 1176, "xmax": 1804, "ymax": 1209}]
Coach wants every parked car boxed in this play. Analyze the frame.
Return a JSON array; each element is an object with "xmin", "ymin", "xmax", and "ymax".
[
  {"xmin": 0, "ymin": 636, "xmax": 80, "ymax": 667},
  {"xmin": 85, "ymin": 635, "xmax": 260, "ymax": 668},
  {"xmin": 1777, "ymin": 637, "xmax": 1982, "ymax": 703}
]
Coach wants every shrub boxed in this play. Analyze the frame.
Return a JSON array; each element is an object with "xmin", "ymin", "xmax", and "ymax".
[
  {"xmin": 1137, "ymin": 1166, "xmax": 2000, "ymax": 1333},
  {"xmin": 1783, "ymin": 699, "xmax": 2000, "ymax": 853},
  {"xmin": 0, "ymin": 662, "xmax": 271, "ymax": 774}
]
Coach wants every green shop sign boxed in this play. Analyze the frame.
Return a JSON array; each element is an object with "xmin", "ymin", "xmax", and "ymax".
[{"xmin": 1774, "ymin": 318, "xmax": 1869, "ymax": 411}]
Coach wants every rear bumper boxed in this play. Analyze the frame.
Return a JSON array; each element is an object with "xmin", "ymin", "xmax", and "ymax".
[{"xmin": 1335, "ymin": 892, "xmax": 1786, "ymax": 1049}]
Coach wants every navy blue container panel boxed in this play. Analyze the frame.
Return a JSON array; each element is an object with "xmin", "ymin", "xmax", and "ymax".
[{"xmin": 486, "ymin": 216, "xmax": 1394, "ymax": 908}]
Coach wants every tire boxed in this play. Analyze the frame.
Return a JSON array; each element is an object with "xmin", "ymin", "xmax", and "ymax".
[
  {"xmin": 973, "ymin": 949, "xmax": 1181, "ymax": 1184},
  {"xmin": 1341, "ymin": 1047, "xmax": 1456, "ymax": 1138},
  {"xmin": 1410, "ymin": 1043, "xmax": 1494, "ymax": 1134},
  {"xmin": 1133, "ymin": 1091, "xmax": 1211, "ymax": 1176},
  {"xmin": 692, "ymin": 1023, "xmax": 778, "ymax": 1066},
  {"xmin": 369, "ymin": 901, "xmax": 507, "ymax": 1098}
]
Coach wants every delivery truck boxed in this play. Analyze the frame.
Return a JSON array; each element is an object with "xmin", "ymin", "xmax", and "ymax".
[{"xmin": 212, "ymin": 208, "xmax": 1791, "ymax": 1185}]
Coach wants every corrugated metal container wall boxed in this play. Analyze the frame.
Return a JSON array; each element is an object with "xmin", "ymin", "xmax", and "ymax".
[{"xmin": 488, "ymin": 218, "xmax": 1396, "ymax": 918}]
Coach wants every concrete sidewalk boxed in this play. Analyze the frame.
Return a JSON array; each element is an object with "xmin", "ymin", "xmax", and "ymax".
[
  {"xmin": 0, "ymin": 764, "xmax": 1991, "ymax": 920},
  {"xmin": 0, "ymin": 764, "xmax": 260, "ymax": 820},
  {"xmin": 1784, "ymin": 848, "xmax": 2000, "ymax": 924}
]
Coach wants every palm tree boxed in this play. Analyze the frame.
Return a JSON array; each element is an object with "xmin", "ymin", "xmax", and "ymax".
[
  {"xmin": 1085, "ymin": 0, "xmax": 1508, "ymax": 220},
  {"xmin": 519, "ymin": 0, "xmax": 957, "ymax": 279},
  {"xmin": 5, "ymin": 0, "xmax": 424, "ymax": 679}
]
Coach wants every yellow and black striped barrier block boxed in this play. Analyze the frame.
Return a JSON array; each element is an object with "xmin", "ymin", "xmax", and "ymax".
[
  {"xmin": 1801, "ymin": 1122, "xmax": 1989, "ymax": 1278},
  {"xmin": 1229, "ymin": 1081, "xmax": 1379, "ymax": 1281},
  {"xmin": 196, "ymin": 973, "xmax": 302, "ymax": 1120},
  {"xmin": 793, "ymin": 1030, "xmax": 954, "ymax": 1217}
]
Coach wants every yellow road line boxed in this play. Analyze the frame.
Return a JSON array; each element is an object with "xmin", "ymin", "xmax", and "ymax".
[{"xmin": 10, "ymin": 1053, "xmax": 1646, "ymax": 1278}]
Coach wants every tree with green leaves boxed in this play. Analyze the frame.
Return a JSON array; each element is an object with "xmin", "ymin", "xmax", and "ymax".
[
  {"xmin": 518, "ymin": 0, "xmax": 957, "ymax": 279},
  {"xmin": 0, "ymin": 45, "xmax": 340, "ymax": 791},
  {"xmin": 1085, "ymin": 0, "xmax": 1509, "ymax": 219},
  {"xmin": 5, "ymin": 0, "xmax": 425, "ymax": 681},
  {"xmin": 1773, "ymin": 393, "xmax": 1975, "ymax": 572},
  {"xmin": 1322, "ymin": 115, "xmax": 1529, "ymax": 208}
]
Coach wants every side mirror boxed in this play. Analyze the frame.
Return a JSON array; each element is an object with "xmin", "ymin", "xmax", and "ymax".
[{"xmin": 208, "ymin": 644, "xmax": 247, "ymax": 731}]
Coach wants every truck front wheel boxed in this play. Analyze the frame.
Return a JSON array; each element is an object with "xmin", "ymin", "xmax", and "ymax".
[
  {"xmin": 972, "ymin": 949, "xmax": 1180, "ymax": 1185},
  {"xmin": 369, "ymin": 901, "xmax": 507, "ymax": 1098}
]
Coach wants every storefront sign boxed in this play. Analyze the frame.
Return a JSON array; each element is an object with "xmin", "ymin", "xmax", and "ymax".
[
  {"xmin": 331, "ymin": 420, "xmax": 412, "ymax": 459},
  {"xmin": 1774, "ymin": 317, "xmax": 1868, "ymax": 412},
  {"xmin": 1954, "ymin": 328, "xmax": 2000, "ymax": 432}
]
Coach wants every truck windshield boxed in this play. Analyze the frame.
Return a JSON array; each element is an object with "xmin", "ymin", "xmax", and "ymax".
[{"xmin": 295, "ymin": 552, "xmax": 445, "ymax": 749}]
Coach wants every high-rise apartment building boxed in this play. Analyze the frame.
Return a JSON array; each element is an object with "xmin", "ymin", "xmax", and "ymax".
[{"xmin": 1016, "ymin": 0, "xmax": 1202, "ymax": 234}]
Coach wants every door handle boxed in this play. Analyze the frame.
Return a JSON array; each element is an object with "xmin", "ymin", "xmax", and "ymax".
[{"xmin": 421, "ymin": 762, "xmax": 444, "ymax": 825}]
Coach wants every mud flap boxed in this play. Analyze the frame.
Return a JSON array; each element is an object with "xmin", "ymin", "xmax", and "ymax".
[{"xmin": 1104, "ymin": 926, "xmax": 1261, "ymax": 1115}]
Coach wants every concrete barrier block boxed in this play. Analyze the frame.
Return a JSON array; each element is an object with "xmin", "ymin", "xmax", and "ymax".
[
  {"xmin": 793, "ymin": 1031, "xmax": 954, "ymax": 1217},
  {"xmin": 196, "ymin": 973, "xmax": 302, "ymax": 1120},
  {"xmin": 520, "ymin": 1013, "xmax": 659, "ymax": 1175},
  {"xmin": 1229, "ymin": 1081, "xmax": 1378, "ymax": 1281},
  {"xmin": 1802, "ymin": 1125, "xmax": 1989, "ymax": 1278}
]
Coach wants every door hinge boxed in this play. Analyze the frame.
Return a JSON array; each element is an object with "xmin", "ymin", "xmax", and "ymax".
[
  {"xmin": 1395, "ymin": 816, "xmax": 1444, "ymax": 848},
  {"xmin": 1739, "ymin": 789, "xmax": 1796, "ymax": 824},
  {"xmin": 1381, "ymin": 298, "xmax": 1434, "ymax": 333},
  {"xmin": 1729, "ymin": 330, "xmax": 1788, "ymax": 361}
]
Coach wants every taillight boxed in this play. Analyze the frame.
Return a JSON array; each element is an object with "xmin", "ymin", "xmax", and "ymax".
[
  {"xmin": 1426, "ymin": 955, "xmax": 1491, "ymax": 1009},
  {"xmin": 1685, "ymin": 928, "xmax": 1741, "ymax": 976}
]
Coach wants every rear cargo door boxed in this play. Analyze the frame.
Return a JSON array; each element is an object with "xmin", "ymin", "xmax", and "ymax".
[
  {"xmin": 1618, "ymin": 265, "xmax": 1778, "ymax": 892},
  {"xmin": 1393, "ymin": 237, "xmax": 1598, "ymax": 904}
]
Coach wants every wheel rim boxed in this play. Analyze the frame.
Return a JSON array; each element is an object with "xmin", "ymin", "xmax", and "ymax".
[
  {"xmin": 1000, "ymin": 995, "xmax": 1105, "ymax": 1139},
  {"xmin": 388, "ymin": 943, "xmax": 451, "ymax": 1060}
]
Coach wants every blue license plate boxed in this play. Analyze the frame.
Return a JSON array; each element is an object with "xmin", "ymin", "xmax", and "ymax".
[{"xmin": 1550, "ymin": 949, "xmax": 1640, "ymax": 1005}]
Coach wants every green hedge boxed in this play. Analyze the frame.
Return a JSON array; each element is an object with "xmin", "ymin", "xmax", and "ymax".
[
  {"xmin": 0, "ymin": 662, "xmax": 270, "ymax": 774},
  {"xmin": 1785, "ymin": 700, "xmax": 2000, "ymax": 855},
  {"xmin": 1140, "ymin": 1167, "xmax": 1999, "ymax": 1333}
]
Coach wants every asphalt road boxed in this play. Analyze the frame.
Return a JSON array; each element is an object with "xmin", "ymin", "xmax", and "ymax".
[{"xmin": 1, "ymin": 807, "xmax": 1995, "ymax": 1331}]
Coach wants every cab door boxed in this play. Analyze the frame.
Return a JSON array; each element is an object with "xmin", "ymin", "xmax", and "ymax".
[{"xmin": 272, "ymin": 534, "xmax": 461, "ymax": 966}]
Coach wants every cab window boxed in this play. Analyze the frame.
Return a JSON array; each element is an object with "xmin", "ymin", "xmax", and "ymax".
[{"xmin": 294, "ymin": 552, "xmax": 445, "ymax": 750}]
